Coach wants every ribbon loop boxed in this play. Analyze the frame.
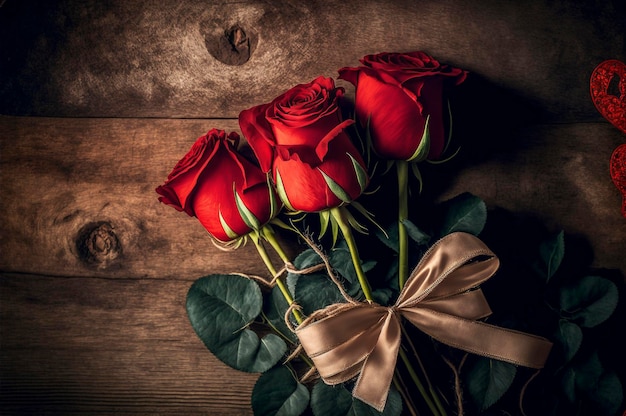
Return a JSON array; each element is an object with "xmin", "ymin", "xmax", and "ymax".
[{"xmin": 295, "ymin": 232, "xmax": 553, "ymax": 412}]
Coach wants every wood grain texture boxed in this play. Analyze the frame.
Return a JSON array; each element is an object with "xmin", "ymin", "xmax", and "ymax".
[
  {"xmin": 0, "ymin": 116, "xmax": 294, "ymax": 279},
  {"xmin": 2, "ymin": 116, "xmax": 624, "ymax": 415},
  {"xmin": 2, "ymin": 116, "xmax": 623, "ymax": 278},
  {"xmin": 1, "ymin": 0, "xmax": 626, "ymax": 414},
  {"xmin": 0, "ymin": 273, "xmax": 256, "ymax": 415},
  {"xmin": 3, "ymin": 115, "xmax": 623, "ymax": 414},
  {"xmin": 437, "ymin": 122, "xmax": 626, "ymax": 271},
  {"xmin": 1, "ymin": 0, "xmax": 624, "ymax": 121}
]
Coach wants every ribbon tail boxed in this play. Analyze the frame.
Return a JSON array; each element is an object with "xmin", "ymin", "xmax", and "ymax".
[
  {"xmin": 460, "ymin": 319, "xmax": 553, "ymax": 368},
  {"xmin": 352, "ymin": 311, "xmax": 402, "ymax": 412},
  {"xmin": 404, "ymin": 310, "xmax": 553, "ymax": 369}
]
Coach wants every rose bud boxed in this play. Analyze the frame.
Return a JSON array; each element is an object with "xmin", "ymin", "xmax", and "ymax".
[
  {"xmin": 156, "ymin": 129, "xmax": 280, "ymax": 242},
  {"xmin": 238, "ymin": 76, "xmax": 368, "ymax": 213},
  {"xmin": 339, "ymin": 51, "xmax": 467, "ymax": 161}
]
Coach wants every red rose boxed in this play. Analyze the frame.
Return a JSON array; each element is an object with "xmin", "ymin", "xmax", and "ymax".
[
  {"xmin": 238, "ymin": 76, "xmax": 368, "ymax": 212},
  {"xmin": 339, "ymin": 51, "xmax": 467, "ymax": 161},
  {"xmin": 156, "ymin": 129, "xmax": 280, "ymax": 242}
]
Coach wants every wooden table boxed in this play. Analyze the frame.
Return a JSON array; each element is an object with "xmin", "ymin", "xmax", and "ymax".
[{"xmin": 1, "ymin": 1, "xmax": 625, "ymax": 414}]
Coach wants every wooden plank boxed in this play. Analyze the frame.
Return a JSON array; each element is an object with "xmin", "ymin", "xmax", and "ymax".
[
  {"xmin": 437, "ymin": 121, "xmax": 626, "ymax": 272},
  {"xmin": 0, "ymin": 116, "xmax": 293, "ymax": 279},
  {"xmin": 1, "ymin": 0, "xmax": 624, "ymax": 121},
  {"xmin": 1, "ymin": 115, "xmax": 624, "ymax": 415},
  {"xmin": 0, "ymin": 272, "xmax": 256, "ymax": 415},
  {"xmin": 1, "ymin": 115, "xmax": 624, "ymax": 278}
]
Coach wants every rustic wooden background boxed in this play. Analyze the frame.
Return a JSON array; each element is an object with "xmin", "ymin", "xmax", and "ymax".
[{"xmin": 1, "ymin": 0, "xmax": 625, "ymax": 414}]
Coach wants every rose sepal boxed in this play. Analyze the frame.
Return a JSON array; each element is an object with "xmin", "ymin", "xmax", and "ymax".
[
  {"xmin": 319, "ymin": 168, "xmax": 353, "ymax": 204},
  {"xmin": 318, "ymin": 209, "xmax": 339, "ymax": 245},
  {"xmin": 275, "ymin": 169, "xmax": 296, "ymax": 211},
  {"xmin": 348, "ymin": 153, "xmax": 369, "ymax": 194},
  {"xmin": 427, "ymin": 101, "xmax": 460, "ymax": 165},
  {"xmin": 406, "ymin": 115, "xmax": 431, "ymax": 163},
  {"xmin": 234, "ymin": 185, "xmax": 262, "ymax": 231},
  {"xmin": 218, "ymin": 208, "xmax": 241, "ymax": 241}
]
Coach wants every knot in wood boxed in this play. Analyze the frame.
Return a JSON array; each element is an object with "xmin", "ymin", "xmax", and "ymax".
[
  {"xmin": 204, "ymin": 24, "xmax": 257, "ymax": 66},
  {"xmin": 228, "ymin": 25, "xmax": 248, "ymax": 52},
  {"xmin": 76, "ymin": 221, "xmax": 121, "ymax": 265}
]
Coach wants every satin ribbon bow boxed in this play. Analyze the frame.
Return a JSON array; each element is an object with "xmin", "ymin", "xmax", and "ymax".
[{"xmin": 295, "ymin": 232, "xmax": 553, "ymax": 411}]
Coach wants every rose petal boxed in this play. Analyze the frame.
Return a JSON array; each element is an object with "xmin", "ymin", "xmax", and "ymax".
[
  {"xmin": 315, "ymin": 118, "xmax": 355, "ymax": 162},
  {"xmin": 354, "ymin": 73, "xmax": 425, "ymax": 160},
  {"xmin": 239, "ymin": 105, "xmax": 276, "ymax": 173}
]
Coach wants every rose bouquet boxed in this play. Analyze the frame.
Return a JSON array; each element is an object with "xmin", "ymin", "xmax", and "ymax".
[{"xmin": 156, "ymin": 52, "xmax": 624, "ymax": 415}]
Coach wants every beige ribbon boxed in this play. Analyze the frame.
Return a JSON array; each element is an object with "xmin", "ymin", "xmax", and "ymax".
[{"xmin": 295, "ymin": 232, "xmax": 553, "ymax": 411}]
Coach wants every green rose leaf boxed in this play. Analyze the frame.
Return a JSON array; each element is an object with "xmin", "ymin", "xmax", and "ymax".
[
  {"xmin": 401, "ymin": 218, "xmax": 430, "ymax": 245},
  {"xmin": 466, "ymin": 357, "xmax": 517, "ymax": 411},
  {"xmin": 560, "ymin": 367, "xmax": 577, "ymax": 403},
  {"xmin": 294, "ymin": 270, "xmax": 346, "ymax": 315},
  {"xmin": 376, "ymin": 220, "xmax": 430, "ymax": 253},
  {"xmin": 375, "ymin": 222, "xmax": 399, "ymax": 253},
  {"xmin": 587, "ymin": 370, "xmax": 624, "ymax": 415},
  {"xmin": 310, "ymin": 381, "xmax": 353, "ymax": 416},
  {"xmin": 436, "ymin": 192, "xmax": 487, "ymax": 238},
  {"xmin": 384, "ymin": 260, "xmax": 400, "ymax": 287},
  {"xmin": 573, "ymin": 351, "xmax": 603, "ymax": 391},
  {"xmin": 294, "ymin": 247, "xmax": 324, "ymax": 269},
  {"xmin": 288, "ymin": 244, "xmax": 367, "ymax": 312},
  {"xmin": 330, "ymin": 242, "xmax": 376, "ymax": 286},
  {"xmin": 264, "ymin": 285, "xmax": 298, "ymax": 344},
  {"xmin": 186, "ymin": 274, "xmax": 287, "ymax": 373},
  {"xmin": 330, "ymin": 245, "xmax": 359, "ymax": 285},
  {"xmin": 286, "ymin": 247, "xmax": 346, "ymax": 314},
  {"xmin": 537, "ymin": 230, "xmax": 565, "ymax": 282},
  {"xmin": 555, "ymin": 320, "xmax": 582, "ymax": 363},
  {"xmin": 372, "ymin": 287, "xmax": 395, "ymax": 306},
  {"xmin": 251, "ymin": 365, "xmax": 310, "ymax": 416},
  {"xmin": 286, "ymin": 248, "xmax": 324, "ymax": 296},
  {"xmin": 311, "ymin": 380, "xmax": 402, "ymax": 416},
  {"xmin": 560, "ymin": 352, "xmax": 623, "ymax": 414},
  {"xmin": 559, "ymin": 275, "xmax": 618, "ymax": 328}
]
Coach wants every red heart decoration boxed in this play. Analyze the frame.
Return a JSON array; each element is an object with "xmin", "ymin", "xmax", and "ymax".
[
  {"xmin": 610, "ymin": 143, "xmax": 626, "ymax": 217},
  {"xmin": 591, "ymin": 60, "xmax": 626, "ymax": 217},
  {"xmin": 590, "ymin": 59, "xmax": 626, "ymax": 134}
]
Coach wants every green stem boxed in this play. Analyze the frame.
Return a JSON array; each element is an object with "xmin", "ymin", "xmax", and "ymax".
[
  {"xmin": 393, "ymin": 374, "xmax": 418, "ymax": 416},
  {"xmin": 397, "ymin": 160, "xmax": 409, "ymax": 290},
  {"xmin": 261, "ymin": 226, "xmax": 291, "ymax": 264},
  {"xmin": 252, "ymin": 231, "xmax": 303, "ymax": 324},
  {"xmin": 398, "ymin": 347, "xmax": 443, "ymax": 416},
  {"xmin": 260, "ymin": 310, "xmax": 296, "ymax": 346},
  {"xmin": 402, "ymin": 325, "xmax": 447, "ymax": 416},
  {"xmin": 430, "ymin": 385, "xmax": 447, "ymax": 416},
  {"xmin": 329, "ymin": 206, "xmax": 374, "ymax": 302}
]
